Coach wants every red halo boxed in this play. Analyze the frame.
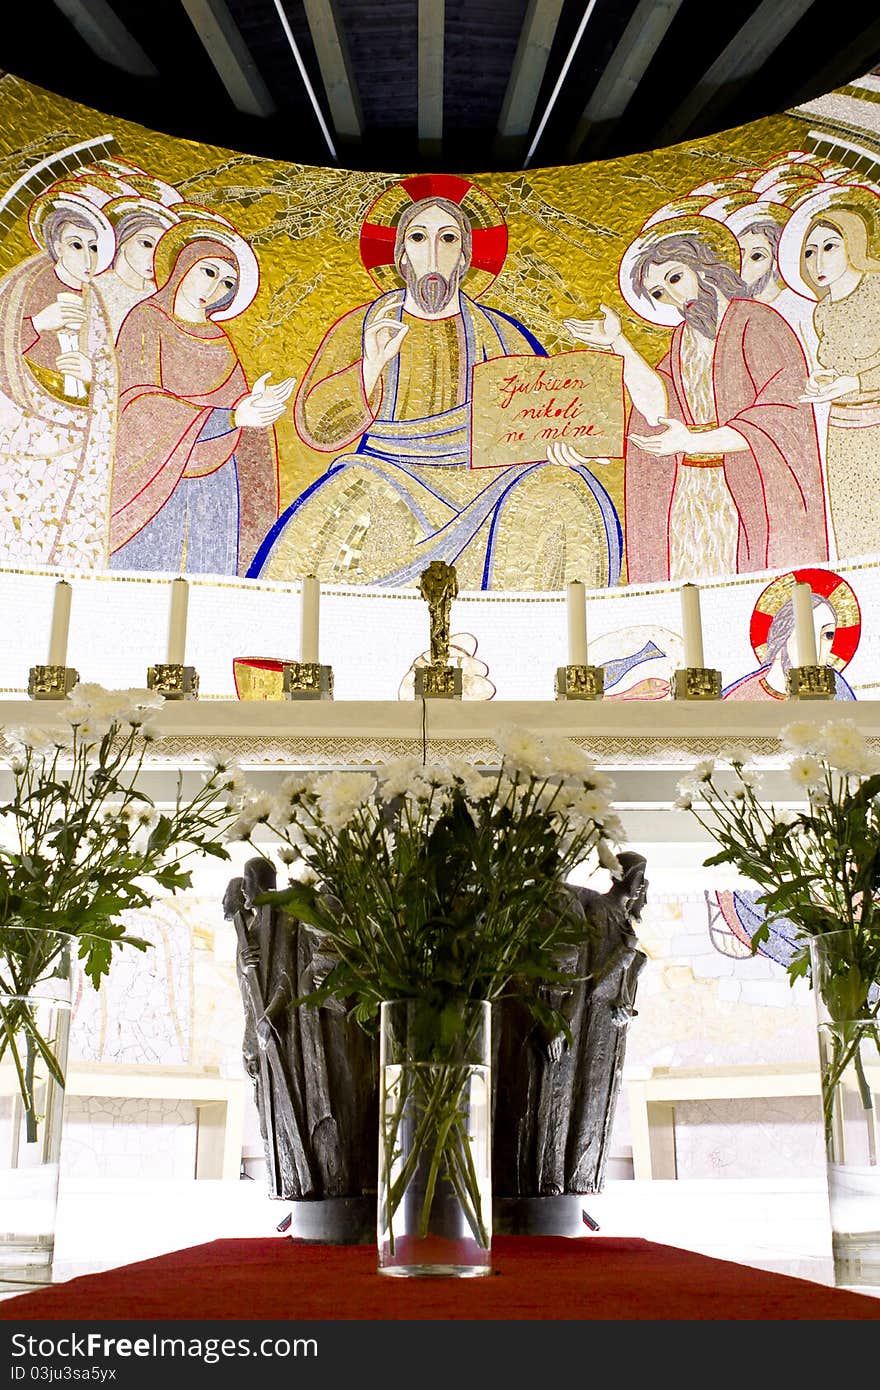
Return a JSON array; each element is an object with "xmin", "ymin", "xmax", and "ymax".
[
  {"xmin": 359, "ymin": 174, "xmax": 508, "ymax": 295},
  {"xmin": 749, "ymin": 566, "xmax": 861, "ymax": 669}
]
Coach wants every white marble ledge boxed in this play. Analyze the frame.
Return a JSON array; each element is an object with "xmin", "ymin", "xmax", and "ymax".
[{"xmin": 1, "ymin": 696, "xmax": 879, "ymax": 744}]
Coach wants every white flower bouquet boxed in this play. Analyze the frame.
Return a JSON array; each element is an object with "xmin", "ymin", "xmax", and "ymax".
[
  {"xmin": 232, "ymin": 725, "xmax": 624, "ymax": 1252},
  {"xmin": 0, "ymin": 684, "xmax": 245, "ymax": 1134}
]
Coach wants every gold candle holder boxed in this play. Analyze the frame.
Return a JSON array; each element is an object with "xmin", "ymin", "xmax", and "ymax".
[
  {"xmin": 672, "ymin": 667, "xmax": 723, "ymax": 700},
  {"xmin": 147, "ymin": 663, "xmax": 199, "ymax": 700},
  {"xmin": 283, "ymin": 662, "xmax": 334, "ymax": 700},
  {"xmin": 785, "ymin": 665, "xmax": 836, "ymax": 700},
  {"xmin": 414, "ymin": 663, "xmax": 463, "ymax": 700},
  {"xmin": 28, "ymin": 665, "xmax": 79, "ymax": 700},
  {"xmin": 554, "ymin": 665, "xmax": 604, "ymax": 701}
]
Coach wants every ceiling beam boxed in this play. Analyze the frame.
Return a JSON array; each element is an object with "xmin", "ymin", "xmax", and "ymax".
[
  {"xmin": 302, "ymin": 0, "xmax": 363, "ymax": 145},
  {"xmin": 418, "ymin": 0, "xmax": 445, "ymax": 157},
  {"xmin": 51, "ymin": 0, "xmax": 157, "ymax": 78},
  {"xmin": 493, "ymin": 0, "xmax": 565, "ymax": 163},
  {"xmin": 179, "ymin": 0, "xmax": 276, "ymax": 118},
  {"xmin": 656, "ymin": 0, "xmax": 818, "ymax": 148},
  {"xmin": 567, "ymin": 0, "xmax": 685, "ymax": 159},
  {"xmin": 524, "ymin": 0, "xmax": 600, "ymax": 167}
]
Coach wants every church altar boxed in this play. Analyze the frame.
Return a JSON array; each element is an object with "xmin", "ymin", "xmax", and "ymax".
[{"xmin": 3, "ymin": 694, "xmax": 878, "ymax": 845}]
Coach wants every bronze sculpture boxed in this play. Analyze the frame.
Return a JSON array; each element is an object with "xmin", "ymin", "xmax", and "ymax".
[
  {"xmin": 226, "ymin": 849, "xmax": 647, "ymax": 1241},
  {"xmin": 225, "ymin": 857, "xmax": 378, "ymax": 1240},
  {"xmin": 418, "ymin": 559, "xmax": 458, "ymax": 664},
  {"xmin": 492, "ymin": 852, "xmax": 648, "ymax": 1231}
]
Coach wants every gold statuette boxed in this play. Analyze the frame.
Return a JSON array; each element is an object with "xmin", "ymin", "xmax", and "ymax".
[
  {"xmin": 417, "ymin": 561, "xmax": 461, "ymax": 700},
  {"xmin": 147, "ymin": 663, "xmax": 199, "ymax": 700},
  {"xmin": 785, "ymin": 665, "xmax": 836, "ymax": 700},
  {"xmin": 672, "ymin": 668, "xmax": 723, "ymax": 700},
  {"xmin": 28, "ymin": 665, "xmax": 79, "ymax": 700},
  {"xmin": 283, "ymin": 661, "xmax": 334, "ymax": 701},
  {"xmin": 554, "ymin": 664, "xmax": 605, "ymax": 701}
]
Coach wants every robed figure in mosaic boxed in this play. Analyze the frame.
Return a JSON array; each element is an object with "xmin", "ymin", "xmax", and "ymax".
[
  {"xmin": 565, "ymin": 216, "xmax": 828, "ymax": 584},
  {"xmin": 250, "ymin": 175, "xmax": 621, "ymax": 591},
  {"xmin": 0, "ymin": 184, "xmax": 118, "ymax": 569},
  {"xmin": 110, "ymin": 220, "xmax": 293, "ymax": 576}
]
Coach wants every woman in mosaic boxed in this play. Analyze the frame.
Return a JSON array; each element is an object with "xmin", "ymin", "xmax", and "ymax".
[
  {"xmin": 109, "ymin": 220, "xmax": 294, "ymax": 576},
  {"xmin": 0, "ymin": 182, "xmax": 118, "ymax": 569},
  {"xmin": 779, "ymin": 184, "xmax": 880, "ymax": 561}
]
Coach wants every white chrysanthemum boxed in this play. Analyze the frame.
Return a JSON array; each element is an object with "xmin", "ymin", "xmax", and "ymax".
[
  {"xmin": 736, "ymin": 767, "xmax": 761, "ymax": 789},
  {"xmin": 315, "ymin": 771, "xmax": 375, "ymax": 832},
  {"xmin": 290, "ymin": 859, "xmax": 318, "ymax": 886},
  {"xmin": 215, "ymin": 767, "xmax": 247, "ymax": 798},
  {"xmin": 719, "ymin": 744, "xmax": 753, "ymax": 767},
  {"xmin": 809, "ymin": 786, "xmax": 830, "ymax": 808},
  {"xmin": 238, "ymin": 792, "xmax": 275, "ymax": 827},
  {"xmin": 673, "ymin": 790, "xmax": 693, "ymax": 810},
  {"xmin": 573, "ymin": 790, "xmax": 612, "ymax": 821},
  {"xmin": 494, "ymin": 726, "xmax": 548, "ymax": 779},
  {"xmin": 377, "ymin": 757, "xmax": 427, "ymax": 801},
  {"xmin": 788, "ymin": 755, "xmax": 823, "ymax": 790},
  {"xmin": 584, "ymin": 768, "xmax": 615, "ymax": 795},
  {"xmin": 597, "ymin": 838, "xmax": 623, "ymax": 878},
  {"xmin": 420, "ymin": 763, "xmax": 458, "ymax": 791},
  {"xmin": 204, "ymin": 749, "xmax": 241, "ymax": 773},
  {"xmin": 226, "ymin": 813, "xmax": 256, "ymax": 842},
  {"xmin": 781, "ymin": 720, "xmax": 823, "ymax": 752},
  {"xmin": 121, "ymin": 801, "xmax": 159, "ymax": 833},
  {"xmin": 540, "ymin": 734, "xmax": 597, "ymax": 779},
  {"xmin": 276, "ymin": 845, "xmax": 298, "ymax": 866},
  {"xmin": 66, "ymin": 684, "xmax": 158, "ymax": 727},
  {"xmin": 4, "ymin": 725, "xmax": 54, "ymax": 755},
  {"xmin": 773, "ymin": 808, "xmax": 799, "ymax": 827},
  {"xmin": 818, "ymin": 719, "xmax": 878, "ymax": 776},
  {"xmin": 446, "ymin": 760, "xmax": 494, "ymax": 802},
  {"xmin": 691, "ymin": 758, "xmax": 715, "ymax": 782}
]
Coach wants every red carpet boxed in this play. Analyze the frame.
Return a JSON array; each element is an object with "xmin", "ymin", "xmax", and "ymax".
[{"xmin": 2, "ymin": 1236, "xmax": 879, "ymax": 1320}]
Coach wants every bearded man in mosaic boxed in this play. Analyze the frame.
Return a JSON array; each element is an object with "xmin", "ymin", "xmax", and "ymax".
[
  {"xmin": 565, "ymin": 219, "xmax": 828, "ymax": 584},
  {"xmin": 250, "ymin": 179, "xmax": 622, "ymax": 591}
]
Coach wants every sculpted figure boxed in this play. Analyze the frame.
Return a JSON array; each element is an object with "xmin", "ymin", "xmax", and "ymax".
[
  {"xmin": 493, "ymin": 852, "xmax": 648, "ymax": 1204},
  {"xmin": 419, "ymin": 560, "xmax": 458, "ymax": 663},
  {"xmin": 226, "ymin": 858, "xmax": 378, "ymax": 1206}
]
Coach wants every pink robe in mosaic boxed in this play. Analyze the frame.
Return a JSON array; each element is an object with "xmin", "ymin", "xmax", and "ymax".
[
  {"xmin": 110, "ymin": 239, "xmax": 278, "ymax": 575},
  {"xmin": 624, "ymin": 298, "xmax": 828, "ymax": 583}
]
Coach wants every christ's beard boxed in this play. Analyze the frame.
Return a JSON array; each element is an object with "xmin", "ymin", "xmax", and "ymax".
[
  {"xmin": 405, "ymin": 265, "xmax": 463, "ymax": 314},
  {"xmin": 681, "ymin": 284, "xmax": 719, "ymax": 339}
]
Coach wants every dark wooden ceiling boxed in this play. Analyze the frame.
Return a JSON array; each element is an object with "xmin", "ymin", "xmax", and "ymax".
[{"xmin": 2, "ymin": 0, "xmax": 880, "ymax": 173}]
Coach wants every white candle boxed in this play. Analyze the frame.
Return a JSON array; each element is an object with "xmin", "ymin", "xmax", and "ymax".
[
  {"xmin": 566, "ymin": 580, "xmax": 588, "ymax": 666},
  {"xmin": 166, "ymin": 579, "xmax": 189, "ymax": 665},
  {"xmin": 47, "ymin": 580, "xmax": 72, "ymax": 666},
  {"xmin": 680, "ymin": 584, "xmax": 705, "ymax": 669},
  {"xmin": 300, "ymin": 576, "xmax": 320, "ymax": 664},
  {"xmin": 792, "ymin": 581, "xmax": 818, "ymax": 666}
]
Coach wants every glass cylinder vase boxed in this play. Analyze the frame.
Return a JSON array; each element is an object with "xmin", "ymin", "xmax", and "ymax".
[
  {"xmin": 0, "ymin": 926, "xmax": 75, "ymax": 1288},
  {"xmin": 377, "ymin": 998, "xmax": 492, "ymax": 1277},
  {"xmin": 809, "ymin": 930, "xmax": 880, "ymax": 1290}
]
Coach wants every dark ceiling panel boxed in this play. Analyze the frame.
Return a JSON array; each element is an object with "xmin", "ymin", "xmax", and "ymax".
[{"xmin": 0, "ymin": 0, "xmax": 878, "ymax": 172}]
